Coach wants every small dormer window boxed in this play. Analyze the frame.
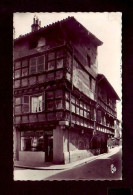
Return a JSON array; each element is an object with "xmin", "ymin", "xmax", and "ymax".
[{"xmin": 87, "ymin": 55, "xmax": 91, "ymax": 68}]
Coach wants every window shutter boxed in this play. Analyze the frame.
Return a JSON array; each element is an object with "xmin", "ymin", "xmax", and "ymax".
[{"xmin": 23, "ymin": 95, "xmax": 30, "ymax": 113}]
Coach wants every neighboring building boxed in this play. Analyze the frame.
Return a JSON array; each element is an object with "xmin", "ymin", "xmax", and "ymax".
[
  {"xmin": 96, "ymin": 74, "xmax": 120, "ymax": 151},
  {"xmin": 13, "ymin": 16, "xmax": 120, "ymax": 164}
]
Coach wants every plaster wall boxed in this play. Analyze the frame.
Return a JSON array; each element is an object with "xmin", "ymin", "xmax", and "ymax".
[{"xmin": 19, "ymin": 151, "xmax": 45, "ymax": 163}]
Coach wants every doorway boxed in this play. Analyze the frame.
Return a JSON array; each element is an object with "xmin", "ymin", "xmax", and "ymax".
[{"xmin": 44, "ymin": 131, "xmax": 53, "ymax": 162}]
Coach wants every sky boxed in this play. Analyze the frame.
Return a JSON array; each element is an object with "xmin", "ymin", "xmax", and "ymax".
[{"xmin": 13, "ymin": 12, "xmax": 122, "ymax": 120}]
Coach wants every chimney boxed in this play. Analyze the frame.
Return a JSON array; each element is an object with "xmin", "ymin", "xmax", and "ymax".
[{"xmin": 31, "ymin": 15, "xmax": 41, "ymax": 32}]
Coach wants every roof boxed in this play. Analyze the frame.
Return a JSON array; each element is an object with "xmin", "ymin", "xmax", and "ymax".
[
  {"xmin": 97, "ymin": 74, "xmax": 120, "ymax": 100},
  {"xmin": 14, "ymin": 16, "xmax": 103, "ymax": 46}
]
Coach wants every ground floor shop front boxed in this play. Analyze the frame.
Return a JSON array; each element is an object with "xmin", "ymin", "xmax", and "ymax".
[{"xmin": 14, "ymin": 123, "xmax": 108, "ymax": 165}]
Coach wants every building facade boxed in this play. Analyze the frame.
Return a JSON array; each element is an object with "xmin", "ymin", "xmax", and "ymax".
[{"xmin": 13, "ymin": 16, "xmax": 120, "ymax": 164}]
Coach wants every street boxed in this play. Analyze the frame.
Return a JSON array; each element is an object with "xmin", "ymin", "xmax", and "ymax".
[{"xmin": 14, "ymin": 147, "xmax": 122, "ymax": 180}]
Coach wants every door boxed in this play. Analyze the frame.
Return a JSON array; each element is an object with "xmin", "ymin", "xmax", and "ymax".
[{"xmin": 44, "ymin": 131, "xmax": 53, "ymax": 162}]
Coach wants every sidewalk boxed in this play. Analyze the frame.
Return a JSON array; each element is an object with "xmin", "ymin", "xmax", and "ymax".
[{"xmin": 14, "ymin": 146, "xmax": 121, "ymax": 170}]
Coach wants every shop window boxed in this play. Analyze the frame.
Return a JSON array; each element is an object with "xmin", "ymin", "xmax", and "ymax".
[
  {"xmin": 57, "ymin": 59, "xmax": 63, "ymax": 69},
  {"xmin": 15, "ymin": 69, "xmax": 21, "ymax": 78},
  {"xmin": 21, "ymin": 131, "xmax": 44, "ymax": 151},
  {"xmin": 55, "ymin": 100, "xmax": 63, "ymax": 109},
  {"xmin": 31, "ymin": 95, "xmax": 43, "ymax": 113}
]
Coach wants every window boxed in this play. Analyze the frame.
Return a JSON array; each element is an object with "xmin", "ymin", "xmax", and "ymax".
[
  {"xmin": 47, "ymin": 91, "xmax": 54, "ymax": 99},
  {"xmin": 97, "ymin": 110, "xmax": 102, "ymax": 123},
  {"xmin": 22, "ymin": 94, "xmax": 45, "ymax": 113},
  {"xmin": 22, "ymin": 95, "xmax": 30, "ymax": 113},
  {"xmin": 15, "ymin": 61, "xmax": 21, "ymax": 69},
  {"xmin": 30, "ymin": 56, "xmax": 45, "ymax": 74},
  {"xmin": 55, "ymin": 100, "xmax": 63, "ymax": 109},
  {"xmin": 32, "ymin": 95, "xmax": 43, "ymax": 113},
  {"xmin": 91, "ymin": 78, "xmax": 95, "ymax": 92},
  {"xmin": 55, "ymin": 90, "xmax": 63, "ymax": 98},
  {"xmin": 48, "ymin": 60, "xmax": 55, "ymax": 70},
  {"xmin": 57, "ymin": 59, "xmax": 63, "ymax": 68},
  {"xmin": 22, "ymin": 68, "xmax": 28, "ymax": 77},
  {"xmin": 15, "ymin": 69, "xmax": 21, "ymax": 78},
  {"xmin": 22, "ymin": 60, "xmax": 28, "ymax": 67},
  {"xmin": 87, "ymin": 55, "xmax": 91, "ymax": 67},
  {"xmin": 47, "ymin": 101, "xmax": 54, "ymax": 111}
]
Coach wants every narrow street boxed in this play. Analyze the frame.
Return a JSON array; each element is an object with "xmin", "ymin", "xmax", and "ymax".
[
  {"xmin": 45, "ymin": 147, "xmax": 122, "ymax": 180},
  {"xmin": 14, "ymin": 146, "xmax": 122, "ymax": 180}
]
